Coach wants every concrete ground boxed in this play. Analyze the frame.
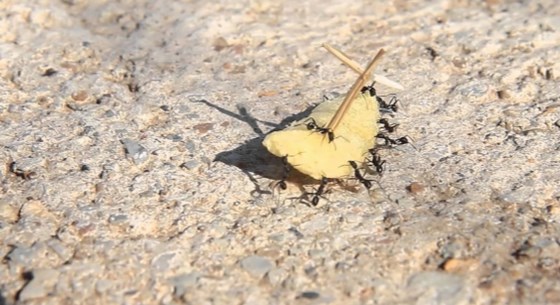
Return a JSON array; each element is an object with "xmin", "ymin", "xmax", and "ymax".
[{"xmin": 1, "ymin": 0, "xmax": 559, "ymax": 304}]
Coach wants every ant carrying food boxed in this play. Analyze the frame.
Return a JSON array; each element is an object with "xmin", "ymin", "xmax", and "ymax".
[
  {"xmin": 305, "ymin": 118, "xmax": 335, "ymax": 142},
  {"xmin": 378, "ymin": 118, "xmax": 398, "ymax": 133},
  {"xmin": 348, "ymin": 161, "xmax": 373, "ymax": 189},
  {"xmin": 361, "ymin": 83, "xmax": 399, "ymax": 112},
  {"xmin": 366, "ymin": 150, "xmax": 386, "ymax": 175}
]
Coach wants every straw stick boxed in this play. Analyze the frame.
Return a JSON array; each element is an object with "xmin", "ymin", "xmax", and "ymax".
[
  {"xmin": 322, "ymin": 44, "xmax": 403, "ymax": 91},
  {"xmin": 326, "ymin": 49, "xmax": 386, "ymax": 132}
]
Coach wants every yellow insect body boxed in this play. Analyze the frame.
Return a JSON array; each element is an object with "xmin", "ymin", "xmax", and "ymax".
[{"xmin": 263, "ymin": 92, "xmax": 379, "ymax": 180}]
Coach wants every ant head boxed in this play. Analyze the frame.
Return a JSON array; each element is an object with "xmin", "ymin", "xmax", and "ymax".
[{"xmin": 360, "ymin": 81, "xmax": 377, "ymax": 97}]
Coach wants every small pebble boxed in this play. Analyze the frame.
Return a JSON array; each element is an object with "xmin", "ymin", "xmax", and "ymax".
[
  {"xmin": 121, "ymin": 139, "xmax": 149, "ymax": 165},
  {"xmin": 95, "ymin": 279, "xmax": 113, "ymax": 294},
  {"xmin": 71, "ymin": 90, "xmax": 89, "ymax": 101},
  {"xmin": 185, "ymin": 139, "xmax": 196, "ymax": 153},
  {"xmin": 170, "ymin": 272, "xmax": 200, "ymax": 297},
  {"xmin": 496, "ymin": 89, "xmax": 510, "ymax": 99},
  {"xmin": 442, "ymin": 258, "xmax": 477, "ymax": 272},
  {"xmin": 151, "ymin": 252, "xmax": 177, "ymax": 272},
  {"xmin": 266, "ymin": 268, "xmax": 286, "ymax": 286},
  {"xmin": 180, "ymin": 160, "xmax": 199, "ymax": 170},
  {"xmin": 457, "ymin": 81, "xmax": 488, "ymax": 97},
  {"xmin": 167, "ymin": 134, "xmax": 182, "ymax": 142},
  {"xmin": 300, "ymin": 215, "xmax": 329, "ymax": 235},
  {"xmin": 108, "ymin": 214, "xmax": 128, "ymax": 224},
  {"xmin": 407, "ymin": 182, "xmax": 425, "ymax": 194},
  {"xmin": 240, "ymin": 255, "xmax": 274, "ymax": 278},
  {"xmin": 41, "ymin": 68, "xmax": 58, "ymax": 76},
  {"xmin": 104, "ymin": 110, "xmax": 117, "ymax": 117},
  {"xmin": 298, "ymin": 291, "xmax": 320, "ymax": 299},
  {"xmin": 407, "ymin": 271, "xmax": 467, "ymax": 303}
]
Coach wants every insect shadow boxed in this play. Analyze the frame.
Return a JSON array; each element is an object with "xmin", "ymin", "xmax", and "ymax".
[{"xmin": 199, "ymin": 99, "xmax": 318, "ymax": 195}]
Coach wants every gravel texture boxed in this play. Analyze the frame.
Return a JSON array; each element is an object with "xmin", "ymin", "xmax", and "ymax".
[{"xmin": 1, "ymin": 0, "xmax": 559, "ymax": 304}]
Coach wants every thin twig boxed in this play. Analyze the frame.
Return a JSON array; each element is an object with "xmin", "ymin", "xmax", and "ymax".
[
  {"xmin": 326, "ymin": 49, "xmax": 386, "ymax": 132},
  {"xmin": 322, "ymin": 44, "xmax": 403, "ymax": 91}
]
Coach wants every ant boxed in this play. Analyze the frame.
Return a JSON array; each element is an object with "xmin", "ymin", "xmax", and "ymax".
[
  {"xmin": 305, "ymin": 118, "xmax": 335, "ymax": 142},
  {"xmin": 348, "ymin": 161, "xmax": 373, "ymax": 189},
  {"xmin": 378, "ymin": 118, "xmax": 398, "ymax": 133},
  {"xmin": 366, "ymin": 150, "xmax": 386, "ymax": 175},
  {"xmin": 361, "ymin": 83, "xmax": 398, "ymax": 112},
  {"xmin": 312, "ymin": 177, "xmax": 329, "ymax": 206},
  {"xmin": 9, "ymin": 162, "xmax": 36, "ymax": 180},
  {"xmin": 376, "ymin": 134, "xmax": 410, "ymax": 147},
  {"xmin": 380, "ymin": 96, "xmax": 399, "ymax": 113},
  {"xmin": 278, "ymin": 156, "xmax": 290, "ymax": 190}
]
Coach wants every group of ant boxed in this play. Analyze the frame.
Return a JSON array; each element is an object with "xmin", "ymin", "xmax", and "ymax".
[{"xmin": 279, "ymin": 83, "xmax": 410, "ymax": 206}]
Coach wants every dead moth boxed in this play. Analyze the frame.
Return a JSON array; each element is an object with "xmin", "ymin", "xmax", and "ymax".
[{"xmin": 263, "ymin": 44, "xmax": 404, "ymax": 204}]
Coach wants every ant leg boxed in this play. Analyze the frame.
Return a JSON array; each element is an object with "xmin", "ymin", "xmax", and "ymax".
[
  {"xmin": 312, "ymin": 177, "xmax": 328, "ymax": 206},
  {"xmin": 378, "ymin": 118, "xmax": 398, "ymax": 133}
]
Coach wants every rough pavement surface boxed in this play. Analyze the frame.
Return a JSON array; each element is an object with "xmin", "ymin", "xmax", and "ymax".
[{"xmin": 1, "ymin": 0, "xmax": 559, "ymax": 304}]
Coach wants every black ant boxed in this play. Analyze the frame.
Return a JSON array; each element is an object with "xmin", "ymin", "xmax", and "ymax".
[
  {"xmin": 312, "ymin": 177, "xmax": 329, "ymax": 206},
  {"xmin": 366, "ymin": 151, "xmax": 385, "ymax": 175},
  {"xmin": 380, "ymin": 95, "xmax": 399, "ymax": 113},
  {"xmin": 278, "ymin": 156, "xmax": 290, "ymax": 190},
  {"xmin": 378, "ymin": 118, "xmax": 398, "ymax": 133},
  {"xmin": 348, "ymin": 161, "xmax": 373, "ymax": 189},
  {"xmin": 361, "ymin": 83, "xmax": 398, "ymax": 112},
  {"xmin": 376, "ymin": 134, "xmax": 410, "ymax": 146},
  {"xmin": 305, "ymin": 118, "xmax": 335, "ymax": 142},
  {"xmin": 9, "ymin": 162, "xmax": 36, "ymax": 180}
]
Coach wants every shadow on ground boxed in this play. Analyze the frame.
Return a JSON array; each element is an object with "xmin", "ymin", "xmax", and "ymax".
[{"xmin": 199, "ymin": 99, "xmax": 318, "ymax": 189}]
